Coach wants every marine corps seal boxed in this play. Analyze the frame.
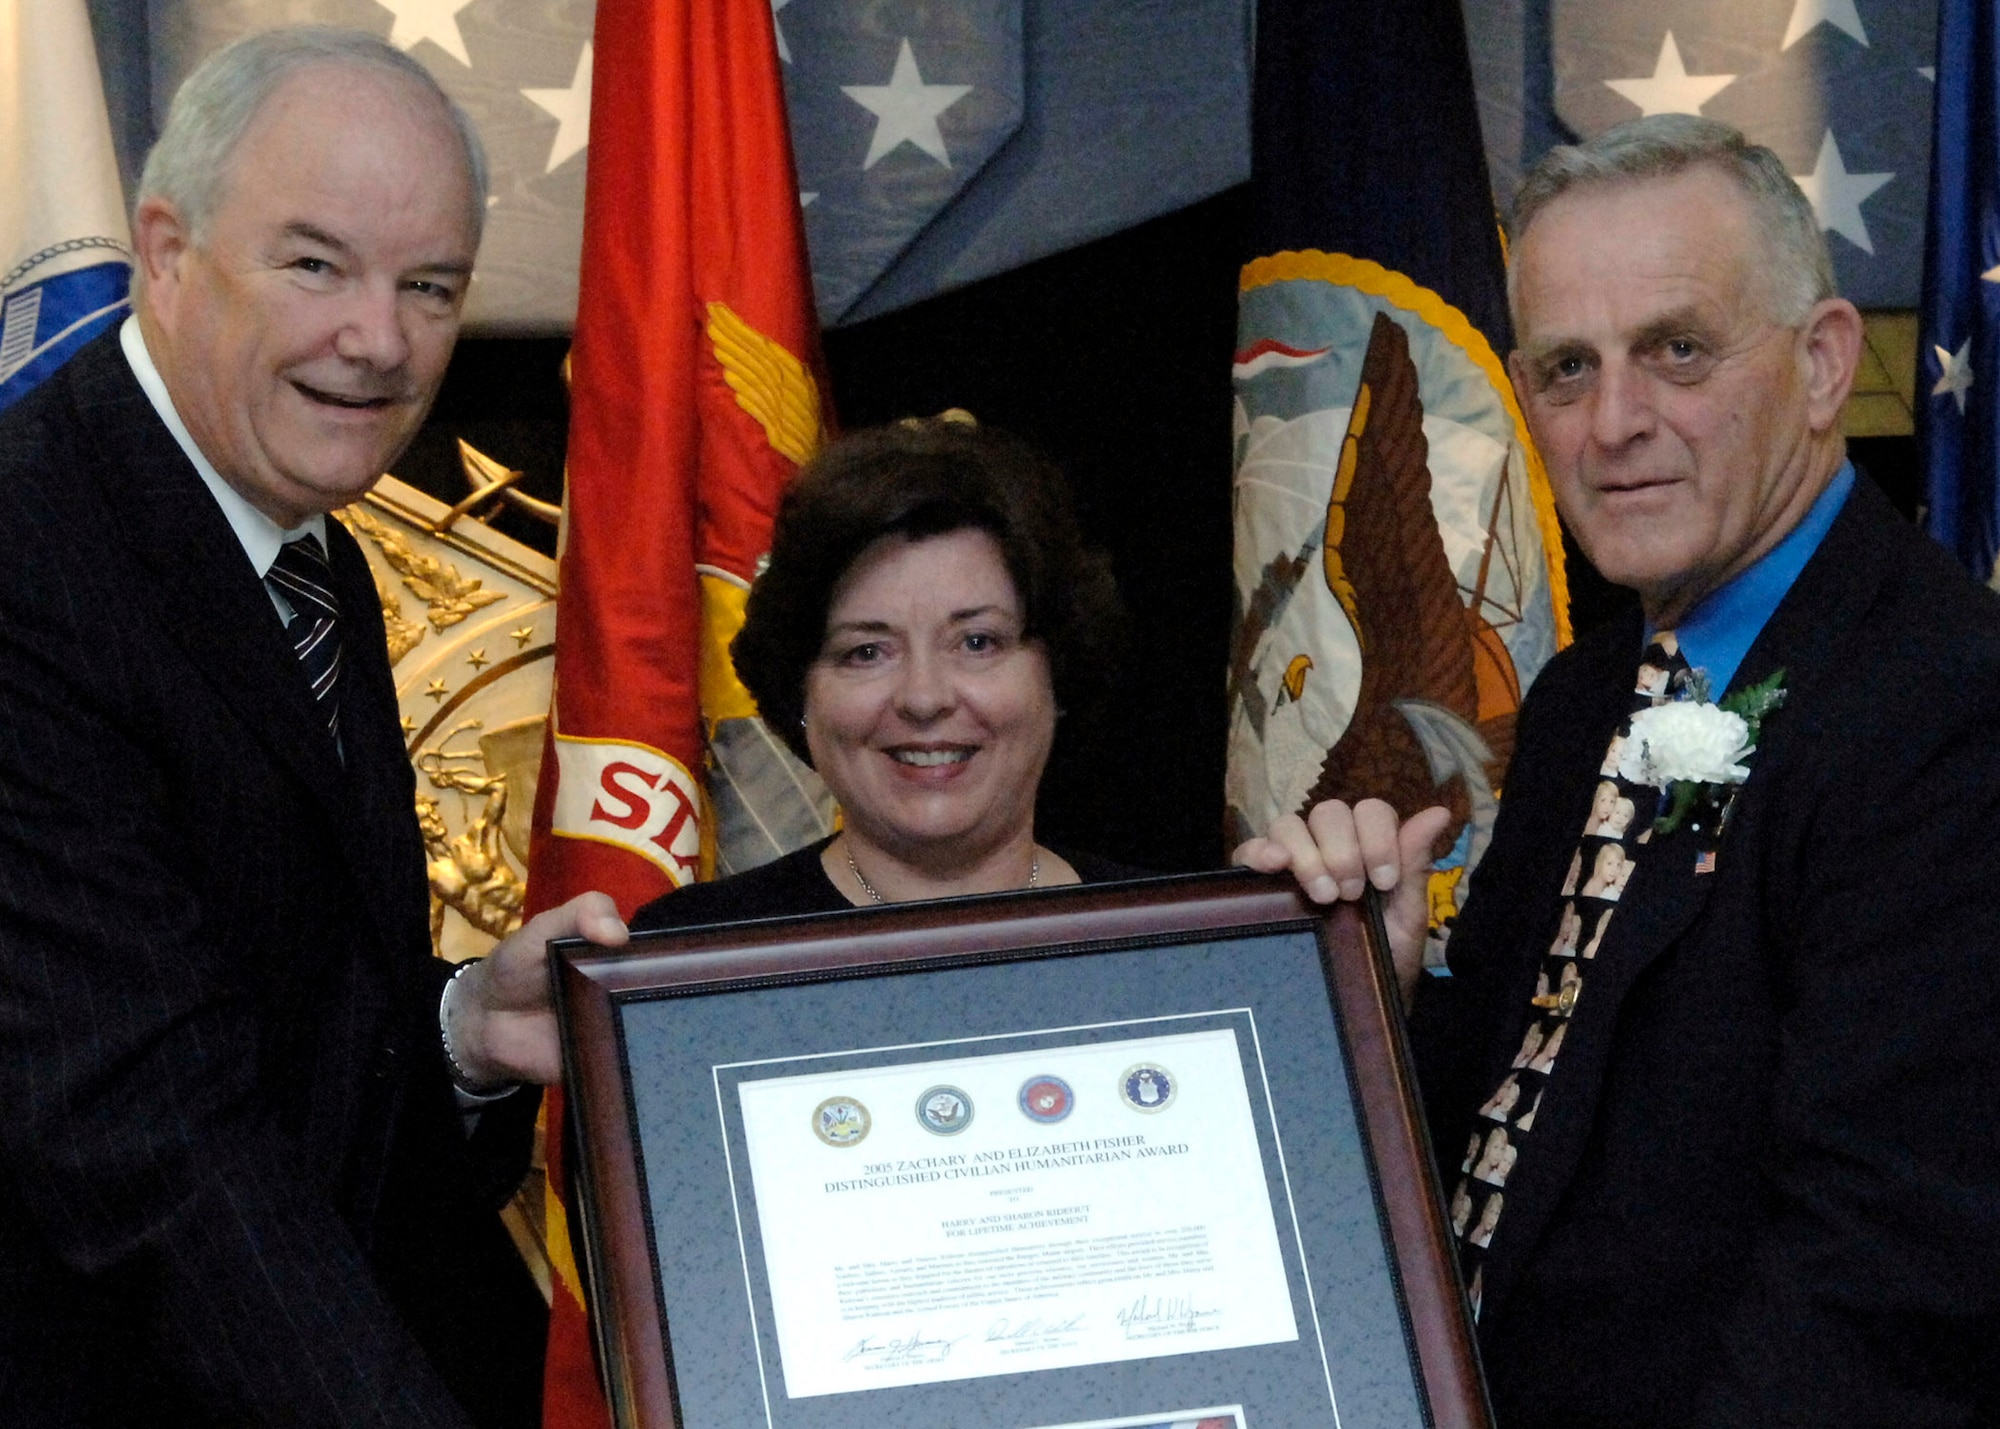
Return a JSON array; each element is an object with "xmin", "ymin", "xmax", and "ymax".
[{"xmin": 1018, "ymin": 1074, "xmax": 1074, "ymax": 1124}]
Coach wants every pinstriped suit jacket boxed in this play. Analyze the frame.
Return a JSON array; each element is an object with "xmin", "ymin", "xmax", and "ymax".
[{"xmin": 0, "ymin": 332, "xmax": 541, "ymax": 1425}]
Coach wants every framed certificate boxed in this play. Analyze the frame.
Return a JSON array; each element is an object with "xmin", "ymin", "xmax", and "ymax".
[{"xmin": 552, "ymin": 869, "xmax": 1489, "ymax": 1429}]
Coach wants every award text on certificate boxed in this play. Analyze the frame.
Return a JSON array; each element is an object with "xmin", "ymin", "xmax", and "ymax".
[{"xmin": 733, "ymin": 1026, "xmax": 1299, "ymax": 1397}]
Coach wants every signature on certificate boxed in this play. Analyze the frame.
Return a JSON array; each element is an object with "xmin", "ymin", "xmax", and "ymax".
[
  {"xmin": 842, "ymin": 1330, "xmax": 967, "ymax": 1368},
  {"xmin": 1116, "ymin": 1293, "xmax": 1223, "ymax": 1337},
  {"xmin": 985, "ymin": 1311, "xmax": 1087, "ymax": 1346}
]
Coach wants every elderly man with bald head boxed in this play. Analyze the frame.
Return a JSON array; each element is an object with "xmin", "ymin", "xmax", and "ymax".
[
  {"xmin": 0, "ymin": 29, "xmax": 620, "ymax": 1426},
  {"xmin": 1241, "ymin": 115, "xmax": 2000, "ymax": 1425}
]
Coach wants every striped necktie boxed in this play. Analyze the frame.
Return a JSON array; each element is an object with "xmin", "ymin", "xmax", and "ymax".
[{"xmin": 266, "ymin": 533, "xmax": 344, "ymax": 750}]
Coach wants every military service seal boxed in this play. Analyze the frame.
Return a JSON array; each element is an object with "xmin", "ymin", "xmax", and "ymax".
[
  {"xmin": 812, "ymin": 1096, "xmax": 871, "ymax": 1147},
  {"xmin": 1018, "ymin": 1074, "xmax": 1074, "ymax": 1124},
  {"xmin": 916, "ymin": 1085, "xmax": 974, "ymax": 1135},
  {"xmin": 1120, "ymin": 1063, "xmax": 1177, "ymax": 1113}
]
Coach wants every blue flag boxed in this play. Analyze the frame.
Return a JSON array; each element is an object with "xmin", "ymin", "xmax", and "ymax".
[
  {"xmin": 1226, "ymin": 0, "xmax": 1571, "ymax": 955},
  {"xmin": 1918, "ymin": 0, "xmax": 2000, "ymax": 583},
  {"xmin": 0, "ymin": 0, "xmax": 131, "ymax": 414},
  {"xmin": 151, "ymin": 0, "xmax": 1248, "ymax": 331},
  {"xmin": 1547, "ymin": 0, "xmax": 1931, "ymax": 310}
]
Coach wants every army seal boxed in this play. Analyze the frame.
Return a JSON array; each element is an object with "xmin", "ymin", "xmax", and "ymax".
[{"xmin": 812, "ymin": 1096, "xmax": 871, "ymax": 1147}]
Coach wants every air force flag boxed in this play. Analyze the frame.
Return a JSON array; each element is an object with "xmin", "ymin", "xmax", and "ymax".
[{"xmin": 1, "ymin": 0, "xmax": 132, "ymax": 413}]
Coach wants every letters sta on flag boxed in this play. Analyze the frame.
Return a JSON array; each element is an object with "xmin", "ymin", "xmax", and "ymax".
[{"xmin": 547, "ymin": 736, "xmax": 704, "ymax": 886}]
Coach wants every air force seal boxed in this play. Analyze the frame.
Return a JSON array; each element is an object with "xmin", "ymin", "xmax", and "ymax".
[
  {"xmin": 812, "ymin": 1096, "xmax": 871, "ymax": 1147},
  {"xmin": 916, "ymin": 1085, "xmax": 973, "ymax": 1135},
  {"xmin": 1018, "ymin": 1075, "xmax": 1074, "ymax": 1124},
  {"xmin": 1120, "ymin": 1063, "xmax": 1177, "ymax": 1113}
]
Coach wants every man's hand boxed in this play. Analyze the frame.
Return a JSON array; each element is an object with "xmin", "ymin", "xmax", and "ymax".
[
  {"xmin": 1232, "ymin": 799, "xmax": 1452, "ymax": 1010},
  {"xmin": 444, "ymin": 891, "xmax": 628, "ymax": 1088}
]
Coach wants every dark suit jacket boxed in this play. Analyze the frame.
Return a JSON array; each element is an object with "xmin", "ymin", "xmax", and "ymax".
[
  {"xmin": 0, "ymin": 332, "xmax": 543, "ymax": 1425},
  {"xmin": 1413, "ymin": 476, "xmax": 2000, "ymax": 1427}
]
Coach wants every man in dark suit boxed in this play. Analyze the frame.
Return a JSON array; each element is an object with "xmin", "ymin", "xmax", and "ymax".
[
  {"xmin": 1239, "ymin": 115, "xmax": 2000, "ymax": 1425},
  {"xmin": 0, "ymin": 28, "xmax": 623, "ymax": 1426}
]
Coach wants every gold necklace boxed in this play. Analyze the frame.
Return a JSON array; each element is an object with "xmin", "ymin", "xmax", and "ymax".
[{"xmin": 843, "ymin": 846, "xmax": 1040, "ymax": 905}]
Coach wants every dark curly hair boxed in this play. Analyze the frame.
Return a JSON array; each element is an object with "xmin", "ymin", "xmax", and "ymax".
[{"xmin": 733, "ymin": 419, "xmax": 1125, "ymax": 767}]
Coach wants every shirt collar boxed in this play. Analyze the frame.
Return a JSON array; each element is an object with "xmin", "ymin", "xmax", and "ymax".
[
  {"xmin": 1663, "ymin": 461, "xmax": 1855, "ymax": 696},
  {"xmin": 119, "ymin": 314, "xmax": 325, "ymax": 576}
]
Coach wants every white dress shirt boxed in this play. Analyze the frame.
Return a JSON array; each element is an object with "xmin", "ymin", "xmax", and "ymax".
[
  {"xmin": 119, "ymin": 316, "xmax": 508, "ymax": 1104},
  {"xmin": 119, "ymin": 315, "xmax": 327, "ymax": 621}
]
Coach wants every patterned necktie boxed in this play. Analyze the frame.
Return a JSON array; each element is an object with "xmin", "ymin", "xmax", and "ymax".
[
  {"xmin": 1448, "ymin": 631, "xmax": 1691, "ymax": 1318},
  {"xmin": 266, "ymin": 533, "xmax": 344, "ymax": 749}
]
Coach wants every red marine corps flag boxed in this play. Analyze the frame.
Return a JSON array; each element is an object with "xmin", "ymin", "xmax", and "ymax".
[{"xmin": 522, "ymin": 2, "xmax": 832, "ymax": 1423}]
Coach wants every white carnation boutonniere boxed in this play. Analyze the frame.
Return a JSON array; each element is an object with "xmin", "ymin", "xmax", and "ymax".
[{"xmin": 1619, "ymin": 668, "xmax": 1787, "ymax": 836}]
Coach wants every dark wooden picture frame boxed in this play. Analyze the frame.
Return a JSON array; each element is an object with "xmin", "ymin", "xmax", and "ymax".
[{"xmin": 551, "ymin": 869, "xmax": 1490, "ymax": 1429}]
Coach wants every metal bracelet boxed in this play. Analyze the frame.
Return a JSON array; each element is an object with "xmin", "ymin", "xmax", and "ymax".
[{"xmin": 439, "ymin": 958, "xmax": 518, "ymax": 1101}]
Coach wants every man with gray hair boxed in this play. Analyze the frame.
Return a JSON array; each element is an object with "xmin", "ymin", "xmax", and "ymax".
[
  {"xmin": 0, "ymin": 27, "xmax": 622, "ymax": 1426},
  {"xmin": 1240, "ymin": 114, "xmax": 2000, "ymax": 1422}
]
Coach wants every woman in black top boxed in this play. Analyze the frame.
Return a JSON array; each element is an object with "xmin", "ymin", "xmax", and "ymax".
[{"xmin": 633, "ymin": 417, "xmax": 1136, "ymax": 930}]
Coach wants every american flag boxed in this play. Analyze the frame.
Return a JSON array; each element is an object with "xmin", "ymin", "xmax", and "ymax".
[
  {"xmin": 1544, "ymin": 0, "xmax": 1934, "ymax": 308},
  {"xmin": 1916, "ymin": 0, "xmax": 1999, "ymax": 582},
  {"xmin": 142, "ymin": 0, "xmax": 1249, "ymax": 331},
  {"xmin": 92, "ymin": 1, "xmax": 1940, "ymax": 328}
]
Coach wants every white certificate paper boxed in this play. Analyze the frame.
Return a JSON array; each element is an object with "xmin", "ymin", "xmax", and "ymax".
[{"xmin": 730, "ymin": 1025, "xmax": 1299, "ymax": 1398}]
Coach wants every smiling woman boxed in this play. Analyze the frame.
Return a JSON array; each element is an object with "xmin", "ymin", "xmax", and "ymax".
[{"xmin": 632, "ymin": 418, "xmax": 1134, "ymax": 927}]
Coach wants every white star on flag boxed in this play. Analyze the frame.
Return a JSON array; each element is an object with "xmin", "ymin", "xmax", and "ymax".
[
  {"xmin": 1933, "ymin": 338, "xmax": 1974, "ymax": 414},
  {"xmin": 523, "ymin": 43, "xmax": 593, "ymax": 175},
  {"xmin": 372, "ymin": 0, "xmax": 477, "ymax": 68},
  {"xmin": 772, "ymin": 0, "xmax": 792, "ymax": 64},
  {"xmin": 1793, "ymin": 131, "xmax": 1892, "ymax": 254},
  {"xmin": 1603, "ymin": 33, "xmax": 1737, "ymax": 117},
  {"xmin": 842, "ymin": 38, "xmax": 973, "ymax": 170},
  {"xmin": 1781, "ymin": 0, "xmax": 1869, "ymax": 50}
]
